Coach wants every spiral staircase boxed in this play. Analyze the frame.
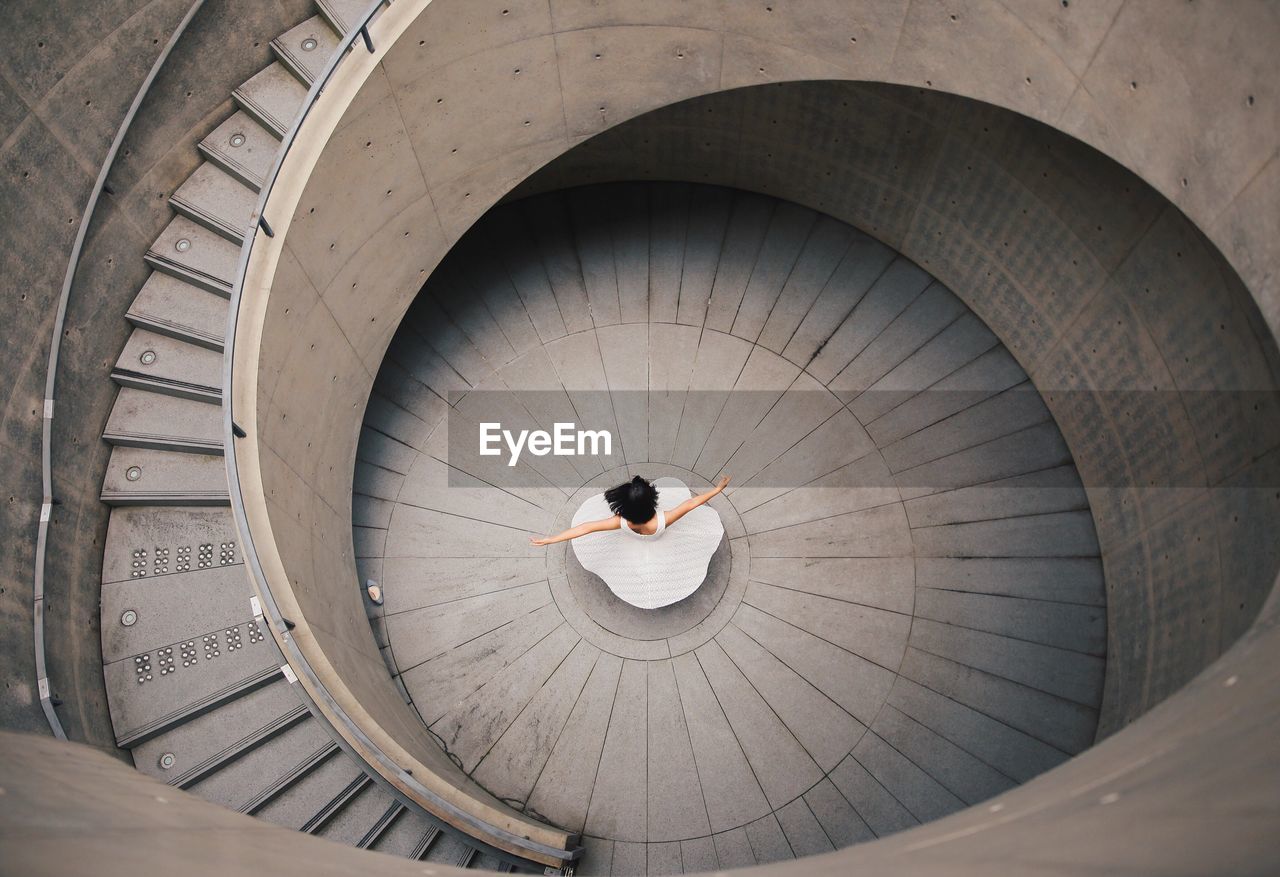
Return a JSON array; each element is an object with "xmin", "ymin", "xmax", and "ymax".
[
  {"xmin": 4, "ymin": 1, "xmax": 1279, "ymax": 875},
  {"xmin": 94, "ymin": 1, "xmax": 521, "ymax": 869}
]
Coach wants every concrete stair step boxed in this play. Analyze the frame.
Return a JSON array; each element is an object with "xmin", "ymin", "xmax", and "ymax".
[
  {"xmin": 357, "ymin": 802, "xmax": 406, "ymax": 849},
  {"xmin": 372, "ymin": 809, "xmax": 438, "ymax": 857},
  {"xmin": 272, "ymin": 15, "xmax": 343, "ymax": 85},
  {"xmin": 101, "ymin": 506, "xmax": 240, "ymax": 583},
  {"xmin": 101, "ymin": 601, "xmax": 277, "ymax": 741},
  {"xmin": 113, "ymin": 329, "xmax": 222, "ymax": 401},
  {"xmin": 241, "ymin": 741, "xmax": 341, "ymax": 815},
  {"xmin": 101, "ymin": 447, "xmax": 228, "ymax": 505},
  {"xmin": 253, "ymin": 750, "xmax": 368, "ymax": 831},
  {"xmin": 127, "ymin": 273, "xmax": 228, "ymax": 351},
  {"xmin": 424, "ymin": 831, "xmax": 479, "ymax": 867},
  {"xmin": 316, "ymin": 0, "xmax": 372, "ymax": 35},
  {"xmin": 467, "ymin": 852, "xmax": 507, "ymax": 871},
  {"xmin": 104, "ymin": 388, "xmax": 222, "ymax": 454},
  {"xmin": 233, "ymin": 62, "xmax": 309, "ymax": 138},
  {"xmin": 118, "ymin": 666, "xmax": 283, "ymax": 750},
  {"xmin": 315, "ymin": 777, "xmax": 399, "ymax": 844},
  {"xmin": 101, "ymin": 564, "xmax": 253, "ymax": 668},
  {"xmin": 198, "ymin": 110, "xmax": 279, "ymax": 191},
  {"xmin": 189, "ymin": 715, "xmax": 343, "ymax": 816},
  {"xmin": 171, "ymin": 162, "xmax": 256, "ymax": 244},
  {"xmin": 145, "ymin": 216, "xmax": 240, "ymax": 296},
  {"xmin": 171, "ymin": 704, "xmax": 311, "ymax": 789}
]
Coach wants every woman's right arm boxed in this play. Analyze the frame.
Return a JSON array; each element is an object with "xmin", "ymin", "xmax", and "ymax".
[{"xmin": 530, "ymin": 515, "xmax": 621, "ymax": 546}]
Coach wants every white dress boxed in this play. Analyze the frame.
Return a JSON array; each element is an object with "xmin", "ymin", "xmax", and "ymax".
[{"xmin": 571, "ymin": 478, "xmax": 725, "ymax": 609}]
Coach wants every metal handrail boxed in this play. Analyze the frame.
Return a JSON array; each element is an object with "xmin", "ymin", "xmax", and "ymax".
[
  {"xmin": 220, "ymin": 0, "xmax": 579, "ymax": 865},
  {"xmin": 34, "ymin": 0, "xmax": 208, "ymax": 741}
]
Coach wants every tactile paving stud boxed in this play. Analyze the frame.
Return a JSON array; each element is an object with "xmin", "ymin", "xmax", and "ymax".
[
  {"xmin": 152, "ymin": 545, "xmax": 169, "ymax": 575},
  {"xmin": 135, "ymin": 653, "xmax": 153, "ymax": 684}
]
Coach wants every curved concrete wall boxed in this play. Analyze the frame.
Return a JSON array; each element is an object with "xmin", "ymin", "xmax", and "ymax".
[
  {"xmin": 0, "ymin": 0, "xmax": 315, "ymax": 747},
  {"xmin": 0, "ymin": 0, "xmax": 1270, "ymax": 870},
  {"xmin": 5, "ymin": 600, "xmax": 1280, "ymax": 874},
  {"xmin": 236, "ymin": 3, "xmax": 1279, "ymax": 802},
  {"xmin": 510, "ymin": 81, "xmax": 1280, "ymax": 734}
]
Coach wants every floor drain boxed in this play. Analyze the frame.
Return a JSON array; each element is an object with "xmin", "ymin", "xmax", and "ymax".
[
  {"xmin": 229, "ymin": 133, "xmax": 246, "ymax": 147},
  {"xmin": 121, "ymin": 609, "xmax": 138, "ymax": 627},
  {"xmin": 174, "ymin": 238, "xmax": 191, "ymax": 253},
  {"xmin": 125, "ymin": 466, "xmax": 142, "ymax": 482},
  {"xmin": 139, "ymin": 350, "xmax": 156, "ymax": 365},
  {"xmin": 159, "ymin": 753, "xmax": 176, "ymax": 770},
  {"xmin": 301, "ymin": 37, "xmax": 318, "ymax": 51}
]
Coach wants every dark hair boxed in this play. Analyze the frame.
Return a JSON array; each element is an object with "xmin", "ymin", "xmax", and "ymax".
[{"xmin": 605, "ymin": 476, "xmax": 658, "ymax": 524}]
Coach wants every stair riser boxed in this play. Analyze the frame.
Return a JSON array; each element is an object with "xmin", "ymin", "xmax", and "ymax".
[
  {"xmin": 144, "ymin": 253, "xmax": 233, "ymax": 297},
  {"xmin": 171, "ymin": 198, "xmax": 246, "ymax": 245},
  {"xmin": 126, "ymin": 314, "xmax": 224, "ymax": 352},
  {"xmin": 111, "ymin": 371, "xmax": 221, "ymax": 404}
]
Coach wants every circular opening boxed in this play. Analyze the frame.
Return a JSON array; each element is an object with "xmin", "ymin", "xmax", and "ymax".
[
  {"xmin": 229, "ymin": 133, "xmax": 246, "ymax": 148},
  {"xmin": 139, "ymin": 350, "xmax": 157, "ymax": 365},
  {"xmin": 344, "ymin": 185, "xmax": 1112, "ymax": 862},
  {"xmin": 301, "ymin": 37, "xmax": 318, "ymax": 51},
  {"xmin": 125, "ymin": 466, "xmax": 141, "ymax": 482},
  {"xmin": 120, "ymin": 609, "xmax": 138, "ymax": 627}
]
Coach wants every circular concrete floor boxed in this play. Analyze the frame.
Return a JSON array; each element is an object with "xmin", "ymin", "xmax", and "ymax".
[{"xmin": 352, "ymin": 184, "xmax": 1107, "ymax": 874}]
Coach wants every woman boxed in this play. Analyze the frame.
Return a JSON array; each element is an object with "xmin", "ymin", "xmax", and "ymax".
[
  {"xmin": 531, "ymin": 474, "xmax": 731, "ymax": 609},
  {"xmin": 531, "ymin": 474, "xmax": 730, "ymax": 544}
]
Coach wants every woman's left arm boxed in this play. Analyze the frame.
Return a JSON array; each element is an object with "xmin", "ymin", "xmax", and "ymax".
[
  {"xmin": 530, "ymin": 515, "xmax": 620, "ymax": 546},
  {"xmin": 664, "ymin": 474, "xmax": 730, "ymax": 527}
]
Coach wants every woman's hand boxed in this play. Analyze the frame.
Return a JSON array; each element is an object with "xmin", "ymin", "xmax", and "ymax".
[
  {"xmin": 530, "ymin": 536, "xmax": 553, "ymax": 546},
  {"xmin": 715, "ymin": 473, "xmax": 731, "ymax": 491}
]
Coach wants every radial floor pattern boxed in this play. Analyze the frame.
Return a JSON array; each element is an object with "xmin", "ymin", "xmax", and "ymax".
[{"xmin": 352, "ymin": 184, "xmax": 1107, "ymax": 875}]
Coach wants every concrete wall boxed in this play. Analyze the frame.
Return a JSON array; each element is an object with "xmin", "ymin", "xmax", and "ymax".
[
  {"xmin": 508, "ymin": 81, "xmax": 1280, "ymax": 734},
  {"xmin": 0, "ymin": 0, "xmax": 315, "ymax": 749},
  {"xmin": 0, "ymin": 0, "xmax": 1272, "ymax": 868},
  {"xmin": 237, "ymin": 0, "xmax": 1279, "ymax": 777},
  {"xmin": 5, "ymin": 588, "xmax": 1279, "ymax": 872}
]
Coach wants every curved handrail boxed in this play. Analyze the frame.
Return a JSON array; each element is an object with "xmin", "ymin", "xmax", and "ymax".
[
  {"xmin": 35, "ymin": 0, "xmax": 208, "ymax": 741},
  {"xmin": 221, "ymin": 1, "xmax": 578, "ymax": 866}
]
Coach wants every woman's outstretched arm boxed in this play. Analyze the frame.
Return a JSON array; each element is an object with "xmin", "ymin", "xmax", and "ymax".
[
  {"xmin": 530, "ymin": 515, "xmax": 620, "ymax": 546},
  {"xmin": 664, "ymin": 474, "xmax": 730, "ymax": 527}
]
